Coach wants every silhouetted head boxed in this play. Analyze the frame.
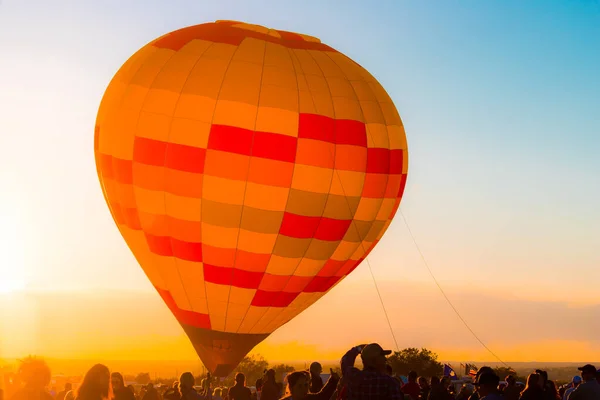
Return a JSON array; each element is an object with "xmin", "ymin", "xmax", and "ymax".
[
  {"xmin": 286, "ymin": 371, "xmax": 310, "ymax": 400},
  {"xmin": 111, "ymin": 373, "xmax": 125, "ymax": 390},
  {"xmin": 525, "ymin": 373, "xmax": 540, "ymax": 391},
  {"xmin": 309, "ymin": 362, "xmax": 322, "ymax": 376},
  {"xmin": 179, "ymin": 372, "xmax": 194, "ymax": 390},
  {"xmin": 235, "ymin": 373, "xmax": 246, "ymax": 386},
  {"xmin": 408, "ymin": 371, "xmax": 418, "ymax": 382},
  {"xmin": 360, "ymin": 343, "xmax": 391, "ymax": 372},
  {"xmin": 77, "ymin": 364, "xmax": 110, "ymax": 400},
  {"xmin": 418, "ymin": 377, "xmax": 429, "ymax": 388},
  {"xmin": 475, "ymin": 372, "xmax": 500, "ymax": 397},
  {"xmin": 17, "ymin": 357, "xmax": 52, "ymax": 390}
]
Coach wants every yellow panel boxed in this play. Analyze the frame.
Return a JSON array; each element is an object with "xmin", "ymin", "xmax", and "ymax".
[
  {"xmin": 325, "ymin": 52, "xmax": 365, "ymax": 81},
  {"xmin": 350, "ymin": 241, "xmax": 372, "ymax": 260},
  {"xmin": 232, "ymin": 37, "xmax": 266, "ymax": 64},
  {"xmin": 291, "ymin": 49, "xmax": 321, "ymax": 76},
  {"xmin": 136, "ymin": 111, "xmax": 171, "ymax": 141},
  {"xmin": 380, "ymin": 102, "xmax": 402, "ymax": 126},
  {"xmin": 121, "ymin": 84, "xmax": 149, "ymax": 111},
  {"xmin": 169, "ymin": 118, "xmax": 211, "ymax": 148},
  {"xmin": 294, "ymin": 71, "xmax": 309, "ymax": 92},
  {"xmin": 310, "ymin": 92, "xmax": 335, "ymax": 118},
  {"xmin": 332, "ymin": 97, "xmax": 364, "ymax": 122},
  {"xmin": 178, "ymin": 39, "xmax": 214, "ymax": 56},
  {"xmin": 201, "ymin": 42, "xmax": 238, "ymax": 61},
  {"xmin": 291, "ymin": 164, "xmax": 333, "ymax": 194},
  {"xmin": 219, "ymin": 61, "xmax": 263, "ymax": 105},
  {"xmin": 237, "ymin": 230, "xmax": 277, "ymax": 254},
  {"xmin": 205, "ymin": 282, "xmax": 230, "ymax": 303},
  {"xmin": 225, "ymin": 317, "xmax": 244, "ymax": 332},
  {"xmin": 366, "ymin": 123, "xmax": 390, "ymax": 148},
  {"xmin": 154, "ymin": 255, "xmax": 192, "ymax": 311},
  {"xmin": 210, "ymin": 314, "xmax": 226, "ymax": 332},
  {"xmin": 307, "ymin": 50, "xmax": 344, "ymax": 77},
  {"xmin": 326, "ymin": 76, "xmax": 356, "ymax": 98},
  {"xmin": 250, "ymin": 308, "xmax": 282, "ymax": 334},
  {"xmin": 113, "ymin": 45, "xmax": 158, "ymax": 85},
  {"xmin": 305, "ymin": 75, "xmax": 330, "ymax": 93},
  {"xmin": 258, "ymin": 84, "xmax": 298, "ymax": 112},
  {"xmin": 178, "ymin": 260, "xmax": 208, "ymax": 309},
  {"xmin": 182, "ymin": 57, "xmax": 230, "ymax": 99},
  {"xmin": 329, "ymin": 170, "xmax": 365, "ymax": 197},
  {"xmin": 99, "ymin": 110, "xmax": 136, "ymax": 159},
  {"xmin": 151, "ymin": 45, "xmax": 207, "ymax": 93},
  {"xmin": 294, "ymin": 258, "xmax": 326, "ymax": 276},
  {"xmin": 201, "ymin": 223, "xmax": 239, "ymax": 249},
  {"xmin": 237, "ymin": 306, "xmax": 268, "ymax": 333},
  {"xmin": 165, "ymin": 193, "xmax": 202, "ymax": 221},
  {"xmin": 97, "ymin": 80, "xmax": 127, "ymax": 128},
  {"xmin": 264, "ymin": 42, "xmax": 294, "ymax": 70},
  {"xmin": 174, "ymin": 94, "xmax": 217, "ymax": 122},
  {"xmin": 130, "ymin": 48, "xmax": 174, "ymax": 88},
  {"xmin": 134, "ymin": 187, "xmax": 165, "ymax": 215},
  {"xmin": 350, "ymin": 81, "xmax": 377, "ymax": 102},
  {"xmin": 403, "ymin": 149, "xmax": 409, "ymax": 173},
  {"xmin": 266, "ymin": 255, "xmax": 301, "ymax": 275},
  {"xmin": 330, "ymin": 240, "xmax": 361, "ymax": 261},
  {"xmin": 354, "ymin": 197, "xmax": 383, "ymax": 221},
  {"xmin": 142, "ymin": 89, "xmax": 180, "ymax": 116},
  {"xmin": 244, "ymin": 182, "xmax": 289, "ymax": 212},
  {"xmin": 376, "ymin": 220, "xmax": 392, "ymax": 241},
  {"xmin": 360, "ymin": 101, "xmax": 386, "ymax": 125},
  {"xmin": 368, "ymin": 81, "xmax": 394, "ymax": 104},
  {"xmin": 255, "ymin": 107, "xmax": 299, "ymax": 137},
  {"xmin": 202, "ymin": 175, "xmax": 247, "ymax": 205},
  {"xmin": 376, "ymin": 198, "xmax": 396, "ymax": 221},
  {"xmin": 228, "ymin": 286, "xmax": 256, "ymax": 305},
  {"xmin": 212, "ymin": 100, "xmax": 258, "ymax": 131},
  {"xmin": 262, "ymin": 65, "xmax": 297, "ymax": 90},
  {"xmin": 119, "ymin": 226, "xmax": 166, "ymax": 288},
  {"xmin": 298, "ymin": 90, "xmax": 318, "ymax": 115},
  {"xmin": 387, "ymin": 125, "xmax": 407, "ymax": 150}
]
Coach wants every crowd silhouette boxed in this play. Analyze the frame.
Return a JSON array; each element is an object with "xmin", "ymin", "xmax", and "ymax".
[{"xmin": 2, "ymin": 344, "xmax": 600, "ymax": 400}]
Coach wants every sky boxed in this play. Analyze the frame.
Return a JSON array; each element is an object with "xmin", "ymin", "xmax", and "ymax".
[{"xmin": 0, "ymin": 0, "xmax": 599, "ymax": 365}]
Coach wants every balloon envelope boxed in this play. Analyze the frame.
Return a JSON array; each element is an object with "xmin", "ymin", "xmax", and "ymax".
[{"xmin": 94, "ymin": 20, "xmax": 408, "ymax": 377}]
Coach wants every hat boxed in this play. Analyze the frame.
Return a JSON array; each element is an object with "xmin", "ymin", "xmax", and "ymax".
[
  {"xmin": 572, "ymin": 376, "xmax": 582, "ymax": 384},
  {"xmin": 578, "ymin": 364, "xmax": 597, "ymax": 374},
  {"xmin": 361, "ymin": 343, "xmax": 392, "ymax": 360},
  {"xmin": 475, "ymin": 372, "xmax": 500, "ymax": 387}
]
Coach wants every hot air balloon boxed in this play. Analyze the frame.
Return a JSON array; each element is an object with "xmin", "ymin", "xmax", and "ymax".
[{"xmin": 94, "ymin": 20, "xmax": 408, "ymax": 377}]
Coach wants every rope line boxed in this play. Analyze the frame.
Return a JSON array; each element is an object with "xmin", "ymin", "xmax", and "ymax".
[{"xmin": 398, "ymin": 208, "xmax": 509, "ymax": 367}]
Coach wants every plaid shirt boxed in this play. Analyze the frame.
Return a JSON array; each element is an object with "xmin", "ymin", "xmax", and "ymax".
[{"xmin": 341, "ymin": 347, "xmax": 403, "ymax": 400}]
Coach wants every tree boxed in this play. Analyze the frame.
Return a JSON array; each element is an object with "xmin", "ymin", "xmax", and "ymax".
[
  {"xmin": 387, "ymin": 348, "xmax": 443, "ymax": 377},
  {"xmin": 225, "ymin": 354, "xmax": 269, "ymax": 387},
  {"xmin": 135, "ymin": 373, "xmax": 152, "ymax": 385}
]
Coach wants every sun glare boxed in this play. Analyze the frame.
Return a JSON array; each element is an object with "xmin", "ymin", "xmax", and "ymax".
[{"xmin": 0, "ymin": 208, "xmax": 27, "ymax": 293}]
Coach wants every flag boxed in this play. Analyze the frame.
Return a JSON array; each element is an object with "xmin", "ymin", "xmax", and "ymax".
[
  {"xmin": 444, "ymin": 364, "xmax": 458, "ymax": 380},
  {"xmin": 469, "ymin": 364, "xmax": 478, "ymax": 377}
]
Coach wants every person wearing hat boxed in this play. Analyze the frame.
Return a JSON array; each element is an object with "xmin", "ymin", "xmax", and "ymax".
[
  {"xmin": 468, "ymin": 367, "xmax": 494, "ymax": 400},
  {"xmin": 567, "ymin": 364, "xmax": 600, "ymax": 400},
  {"xmin": 562, "ymin": 376, "xmax": 582, "ymax": 400},
  {"xmin": 340, "ymin": 343, "xmax": 402, "ymax": 399},
  {"xmin": 473, "ymin": 372, "xmax": 501, "ymax": 400}
]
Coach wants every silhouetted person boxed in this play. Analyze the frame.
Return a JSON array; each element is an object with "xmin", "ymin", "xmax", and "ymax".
[
  {"xmin": 142, "ymin": 384, "xmax": 158, "ymax": 400},
  {"xmin": 468, "ymin": 367, "xmax": 494, "ymax": 400},
  {"xmin": 178, "ymin": 373, "xmax": 199, "ymax": 400},
  {"xmin": 281, "ymin": 370, "xmax": 338, "ymax": 400},
  {"xmin": 402, "ymin": 371, "xmax": 420, "ymax": 400},
  {"xmin": 568, "ymin": 364, "xmax": 600, "ymax": 400},
  {"xmin": 520, "ymin": 374, "xmax": 544, "ymax": 400},
  {"xmin": 10, "ymin": 357, "xmax": 54, "ymax": 400},
  {"xmin": 309, "ymin": 363, "xmax": 323, "ymax": 394},
  {"xmin": 57, "ymin": 385, "xmax": 73, "ymax": 400},
  {"xmin": 228, "ymin": 374, "xmax": 251, "ymax": 400},
  {"xmin": 111, "ymin": 374, "xmax": 134, "ymax": 400},
  {"xmin": 341, "ymin": 343, "xmax": 402, "ymax": 400},
  {"xmin": 503, "ymin": 376, "xmax": 520, "ymax": 400},
  {"xmin": 75, "ymin": 364, "xmax": 110, "ymax": 400},
  {"xmin": 258, "ymin": 370, "xmax": 278, "ymax": 400},
  {"xmin": 428, "ymin": 376, "xmax": 453, "ymax": 400},
  {"xmin": 474, "ymin": 372, "xmax": 501, "ymax": 400},
  {"xmin": 418, "ymin": 377, "xmax": 430, "ymax": 400}
]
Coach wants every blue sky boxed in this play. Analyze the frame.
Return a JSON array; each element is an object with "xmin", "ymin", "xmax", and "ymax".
[{"xmin": 0, "ymin": 0, "xmax": 598, "ymax": 301}]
